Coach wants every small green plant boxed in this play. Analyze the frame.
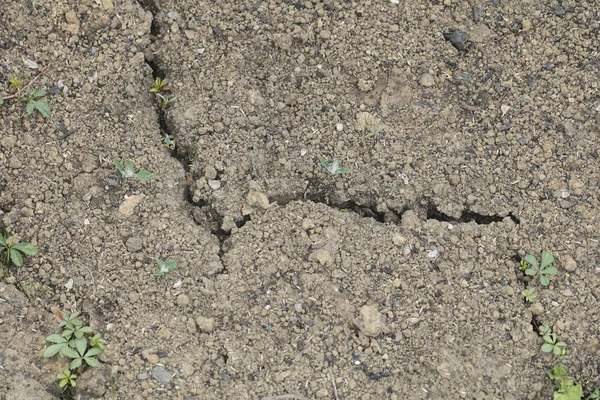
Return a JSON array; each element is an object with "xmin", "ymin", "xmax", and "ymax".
[
  {"xmin": 522, "ymin": 288, "xmax": 537, "ymax": 302},
  {"xmin": 58, "ymin": 369, "xmax": 77, "ymax": 389},
  {"xmin": 367, "ymin": 124, "xmax": 385, "ymax": 138},
  {"xmin": 154, "ymin": 256, "xmax": 176, "ymax": 278},
  {"xmin": 0, "ymin": 231, "xmax": 38, "ymax": 275},
  {"xmin": 150, "ymin": 77, "xmax": 169, "ymax": 93},
  {"xmin": 163, "ymin": 133, "xmax": 175, "ymax": 150},
  {"xmin": 318, "ymin": 156, "xmax": 349, "ymax": 175},
  {"xmin": 540, "ymin": 324, "xmax": 567, "ymax": 358},
  {"xmin": 588, "ymin": 389, "xmax": 600, "ymax": 399},
  {"xmin": 549, "ymin": 366, "xmax": 582, "ymax": 400},
  {"xmin": 518, "ymin": 259, "xmax": 528, "ymax": 272},
  {"xmin": 156, "ymin": 93, "xmax": 176, "ymax": 110},
  {"xmin": 523, "ymin": 251, "xmax": 557, "ymax": 286},
  {"xmin": 44, "ymin": 312, "xmax": 106, "ymax": 392},
  {"xmin": 113, "ymin": 159, "xmax": 155, "ymax": 180},
  {"xmin": 0, "ymin": 66, "xmax": 52, "ymax": 118}
]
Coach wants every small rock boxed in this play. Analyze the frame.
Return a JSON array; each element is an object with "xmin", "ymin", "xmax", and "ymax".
[
  {"xmin": 151, "ymin": 365, "xmax": 172, "ymax": 384},
  {"xmin": 65, "ymin": 11, "xmax": 79, "ymax": 25},
  {"xmin": 563, "ymin": 121, "xmax": 576, "ymax": 136},
  {"xmin": 137, "ymin": 372, "xmax": 148, "ymax": 380},
  {"xmin": 443, "ymin": 29, "xmax": 470, "ymax": 50},
  {"xmin": 100, "ymin": 0, "xmax": 113, "ymax": 10},
  {"xmin": 353, "ymin": 305, "xmax": 384, "ymax": 337},
  {"xmin": 335, "ymin": 123, "xmax": 344, "ymax": 131},
  {"xmin": 213, "ymin": 122, "xmax": 224, "ymax": 132},
  {"xmin": 208, "ymin": 180, "xmax": 221, "ymax": 190},
  {"xmin": 275, "ymin": 370, "xmax": 291, "ymax": 383},
  {"xmin": 472, "ymin": 5, "xmax": 485, "ymax": 23},
  {"xmin": 196, "ymin": 316, "xmax": 216, "ymax": 333},
  {"xmin": 125, "ymin": 236, "xmax": 143, "ymax": 252},
  {"xmin": 246, "ymin": 190, "xmax": 270, "ymax": 209},
  {"xmin": 563, "ymin": 255, "xmax": 577, "ymax": 272},
  {"xmin": 554, "ymin": 5, "xmax": 565, "ymax": 16},
  {"xmin": 119, "ymin": 194, "xmax": 145, "ymax": 216},
  {"xmin": 427, "ymin": 250, "xmax": 439, "ymax": 258},
  {"xmin": 319, "ymin": 30, "xmax": 331, "ymax": 40},
  {"xmin": 392, "ymin": 233, "xmax": 406, "ymax": 246},
  {"xmin": 420, "ymin": 73, "xmax": 435, "ymax": 87},
  {"xmin": 9, "ymin": 156, "xmax": 22, "ymax": 169},
  {"xmin": 308, "ymin": 248, "xmax": 334, "ymax": 267},
  {"xmin": 177, "ymin": 294, "xmax": 190, "ymax": 306},
  {"xmin": 562, "ymin": 289, "xmax": 573, "ymax": 297},
  {"xmin": 167, "ymin": 11, "xmax": 180, "ymax": 20},
  {"xmin": 294, "ymin": 303, "xmax": 303, "ymax": 312},
  {"xmin": 522, "ymin": 19, "xmax": 532, "ymax": 32},
  {"xmin": 204, "ymin": 165, "xmax": 217, "ymax": 180},
  {"xmin": 315, "ymin": 388, "xmax": 330, "ymax": 398}
]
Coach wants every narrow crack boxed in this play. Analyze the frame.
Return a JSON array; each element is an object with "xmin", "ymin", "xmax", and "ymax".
[
  {"xmin": 426, "ymin": 203, "xmax": 520, "ymax": 225},
  {"xmin": 137, "ymin": 0, "xmax": 229, "ymax": 273}
]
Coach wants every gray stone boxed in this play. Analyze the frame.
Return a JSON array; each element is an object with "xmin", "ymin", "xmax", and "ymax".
[
  {"xmin": 125, "ymin": 236, "xmax": 143, "ymax": 252},
  {"xmin": 152, "ymin": 365, "xmax": 172, "ymax": 384}
]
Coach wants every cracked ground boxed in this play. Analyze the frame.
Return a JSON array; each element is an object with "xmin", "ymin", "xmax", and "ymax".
[{"xmin": 1, "ymin": 0, "xmax": 599, "ymax": 399}]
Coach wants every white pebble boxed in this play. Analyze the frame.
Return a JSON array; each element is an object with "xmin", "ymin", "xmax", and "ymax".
[
  {"xmin": 335, "ymin": 123, "xmax": 344, "ymax": 131},
  {"xmin": 427, "ymin": 250, "xmax": 439, "ymax": 258}
]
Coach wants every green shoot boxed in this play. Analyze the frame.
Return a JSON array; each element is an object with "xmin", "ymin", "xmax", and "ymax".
[
  {"xmin": 150, "ymin": 77, "xmax": 169, "ymax": 93},
  {"xmin": 113, "ymin": 159, "xmax": 155, "ymax": 181},
  {"xmin": 0, "ymin": 232, "xmax": 38, "ymax": 275},
  {"xmin": 318, "ymin": 156, "xmax": 349, "ymax": 175},
  {"xmin": 154, "ymin": 256, "xmax": 176, "ymax": 278},
  {"xmin": 549, "ymin": 366, "xmax": 582, "ymax": 400},
  {"xmin": 522, "ymin": 288, "xmax": 537, "ymax": 302},
  {"xmin": 367, "ymin": 124, "xmax": 385, "ymax": 138}
]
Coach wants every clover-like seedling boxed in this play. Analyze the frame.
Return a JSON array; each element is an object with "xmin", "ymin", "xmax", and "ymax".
[
  {"xmin": 540, "ymin": 325, "xmax": 567, "ymax": 358},
  {"xmin": 44, "ymin": 311, "xmax": 106, "ymax": 392},
  {"xmin": 154, "ymin": 256, "xmax": 176, "ymax": 278},
  {"xmin": 549, "ymin": 366, "xmax": 582, "ymax": 400},
  {"xmin": 523, "ymin": 251, "xmax": 557, "ymax": 286},
  {"xmin": 113, "ymin": 159, "xmax": 155, "ymax": 181},
  {"xmin": 150, "ymin": 77, "xmax": 169, "ymax": 93},
  {"xmin": 318, "ymin": 156, "xmax": 349, "ymax": 175},
  {"xmin": 0, "ymin": 231, "xmax": 38, "ymax": 275},
  {"xmin": 522, "ymin": 288, "xmax": 537, "ymax": 302}
]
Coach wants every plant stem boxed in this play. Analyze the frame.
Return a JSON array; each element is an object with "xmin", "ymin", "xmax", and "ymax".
[{"xmin": 1, "ymin": 64, "xmax": 51, "ymax": 101}]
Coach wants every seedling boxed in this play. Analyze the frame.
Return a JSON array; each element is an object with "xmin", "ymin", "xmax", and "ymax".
[
  {"xmin": 113, "ymin": 159, "xmax": 155, "ymax": 181},
  {"xmin": 549, "ymin": 366, "xmax": 582, "ymax": 400},
  {"xmin": 523, "ymin": 251, "xmax": 557, "ymax": 286},
  {"xmin": 318, "ymin": 156, "xmax": 349, "ymax": 175},
  {"xmin": 150, "ymin": 77, "xmax": 169, "ymax": 93},
  {"xmin": 367, "ymin": 124, "xmax": 385, "ymax": 138},
  {"xmin": 154, "ymin": 256, "xmax": 176, "ymax": 278},
  {"xmin": 58, "ymin": 369, "xmax": 77, "ymax": 389},
  {"xmin": 44, "ymin": 311, "xmax": 107, "ymax": 392},
  {"xmin": 522, "ymin": 288, "xmax": 537, "ymax": 302},
  {"xmin": 163, "ymin": 133, "xmax": 175, "ymax": 150},
  {"xmin": 156, "ymin": 93, "xmax": 176, "ymax": 110},
  {"xmin": 540, "ymin": 324, "xmax": 567, "ymax": 358},
  {"xmin": 0, "ymin": 231, "xmax": 38, "ymax": 275},
  {"xmin": 588, "ymin": 389, "xmax": 600, "ymax": 399},
  {"xmin": 0, "ymin": 65, "xmax": 52, "ymax": 118}
]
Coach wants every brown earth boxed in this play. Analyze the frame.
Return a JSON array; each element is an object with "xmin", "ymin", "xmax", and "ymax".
[{"xmin": 1, "ymin": 0, "xmax": 599, "ymax": 399}]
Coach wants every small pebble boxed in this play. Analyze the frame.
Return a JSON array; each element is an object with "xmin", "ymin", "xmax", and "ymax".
[
  {"xmin": 427, "ymin": 250, "xmax": 439, "ymax": 258},
  {"xmin": 335, "ymin": 123, "xmax": 344, "ymax": 131},
  {"xmin": 443, "ymin": 29, "xmax": 470, "ymax": 50}
]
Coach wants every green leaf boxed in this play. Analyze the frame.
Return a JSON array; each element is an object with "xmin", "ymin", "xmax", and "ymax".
[
  {"xmin": 25, "ymin": 101, "xmax": 35, "ymax": 115},
  {"xmin": 86, "ymin": 347, "xmax": 103, "ymax": 357},
  {"xmin": 60, "ymin": 346, "xmax": 79, "ymax": 359},
  {"xmin": 124, "ymin": 160, "xmax": 134, "ymax": 170},
  {"xmin": 33, "ymin": 101, "xmax": 51, "ymax": 118},
  {"xmin": 540, "ymin": 274, "xmax": 550, "ymax": 286},
  {"xmin": 135, "ymin": 170, "xmax": 155, "ymax": 180},
  {"xmin": 336, "ymin": 167, "xmax": 349, "ymax": 174},
  {"xmin": 541, "ymin": 343, "xmax": 554, "ymax": 352},
  {"xmin": 70, "ymin": 358, "xmax": 82, "ymax": 370},
  {"xmin": 74, "ymin": 337, "xmax": 87, "ymax": 355},
  {"xmin": 12, "ymin": 242, "xmax": 38, "ymax": 256},
  {"xmin": 549, "ymin": 366, "xmax": 566, "ymax": 379},
  {"xmin": 33, "ymin": 89, "xmax": 46, "ymax": 98},
  {"xmin": 542, "ymin": 266, "xmax": 558, "ymax": 276},
  {"xmin": 524, "ymin": 254, "xmax": 538, "ymax": 269},
  {"xmin": 62, "ymin": 329, "xmax": 73, "ymax": 338},
  {"xmin": 79, "ymin": 326, "xmax": 93, "ymax": 333},
  {"xmin": 44, "ymin": 343, "xmax": 66, "ymax": 358},
  {"xmin": 113, "ymin": 159, "xmax": 124, "ymax": 172},
  {"xmin": 166, "ymin": 260, "xmax": 177, "ymax": 269},
  {"xmin": 84, "ymin": 356, "xmax": 100, "ymax": 367},
  {"xmin": 541, "ymin": 251, "xmax": 554, "ymax": 268},
  {"xmin": 0, "ymin": 97, "xmax": 3, "ymax": 105},
  {"xmin": 524, "ymin": 268, "xmax": 536, "ymax": 276},
  {"xmin": 553, "ymin": 346, "xmax": 563, "ymax": 356},
  {"xmin": 9, "ymin": 248, "xmax": 23, "ymax": 266},
  {"xmin": 317, "ymin": 156, "xmax": 329, "ymax": 169},
  {"xmin": 0, "ymin": 233, "xmax": 6, "ymax": 246},
  {"xmin": 46, "ymin": 334, "xmax": 66, "ymax": 344}
]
